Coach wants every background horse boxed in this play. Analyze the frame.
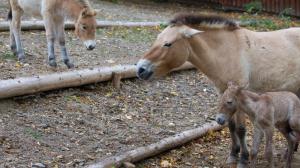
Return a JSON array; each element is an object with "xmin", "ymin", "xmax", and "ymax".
[
  {"xmin": 8, "ymin": 0, "xmax": 97, "ymax": 68},
  {"xmin": 136, "ymin": 14, "xmax": 300, "ymax": 167}
]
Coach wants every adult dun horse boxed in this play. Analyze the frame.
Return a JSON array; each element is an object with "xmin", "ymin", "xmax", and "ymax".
[
  {"xmin": 137, "ymin": 14, "xmax": 300, "ymax": 167},
  {"xmin": 8, "ymin": 0, "xmax": 97, "ymax": 68}
]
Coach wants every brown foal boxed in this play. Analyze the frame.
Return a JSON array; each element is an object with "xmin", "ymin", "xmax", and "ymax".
[{"xmin": 216, "ymin": 82, "xmax": 300, "ymax": 168}]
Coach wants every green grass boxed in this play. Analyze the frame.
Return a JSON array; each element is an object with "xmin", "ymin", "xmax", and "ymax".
[
  {"xmin": 25, "ymin": 128, "xmax": 43, "ymax": 140},
  {"xmin": 239, "ymin": 14, "xmax": 293, "ymax": 31},
  {"xmin": 1, "ymin": 51, "xmax": 17, "ymax": 60},
  {"xmin": 64, "ymin": 95, "xmax": 81, "ymax": 102}
]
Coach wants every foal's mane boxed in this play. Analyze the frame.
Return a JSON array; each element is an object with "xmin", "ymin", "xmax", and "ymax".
[{"xmin": 170, "ymin": 14, "xmax": 239, "ymax": 30}]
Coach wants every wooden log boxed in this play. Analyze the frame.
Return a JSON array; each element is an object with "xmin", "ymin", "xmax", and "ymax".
[
  {"xmin": 0, "ymin": 62, "xmax": 194, "ymax": 99},
  {"xmin": 0, "ymin": 20, "xmax": 165, "ymax": 32},
  {"xmin": 87, "ymin": 121, "xmax": 225, "ymax": 168}
]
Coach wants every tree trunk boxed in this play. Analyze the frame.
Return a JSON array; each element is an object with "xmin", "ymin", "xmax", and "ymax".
[
  {"xmin": 0, "ymin": 63, "xmax": 194, "ymax": 99},
  {"xmin": 0, "ymin": 20, "xmax": 165, "ymax": 32},
  {"xmin": 87, "ymin": 121, "xmax": 224, "ymax": 168}
]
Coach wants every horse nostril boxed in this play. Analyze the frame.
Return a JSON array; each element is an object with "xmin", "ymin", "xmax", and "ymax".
[
  {"xmin": 217, "ymin": 117, "xmax": 225, "ymax": 125},
  {"xmin": 138, "ymin": 67, "xmax": 146, "ymax": 74},
  {"xmin": 87, "ymin": 45, "xmax": 95, "ymax": 50}
]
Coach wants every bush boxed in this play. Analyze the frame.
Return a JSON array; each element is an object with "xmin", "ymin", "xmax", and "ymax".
[{"xmin": 243, "ymin": 1, "xmax": 263, "ymax": 14}]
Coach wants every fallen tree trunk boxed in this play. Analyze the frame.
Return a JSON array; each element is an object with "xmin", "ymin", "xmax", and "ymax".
[
  {"xmin": 0, "ymin": 62, "xmax": 194, "ymax": 99},
  {"xmin": 0, "ymin": 20, "xmax": 165, "ymax": 32},
  {"xmin": 87, "ymin": 121, "xmax": 225, "ymax": 168}
]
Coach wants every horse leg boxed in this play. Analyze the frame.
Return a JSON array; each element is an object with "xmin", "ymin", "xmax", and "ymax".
[
  {"xmin": 285, "ymin": 137, "xmax": 295, "ymax": 168},
  {"xmin": 10, "ymin": 4, "xmax": 25, "ymax": 62},
  {"xmin": 293, "ymin": 90, "xmax": 300, "ymax": 151},
  {"xmin": 9, "ymin": 22, "xmax": 17, "ymax": 56},
  {"xmin": 42, "ymin": 11, "xmax": 57, "ymax": 67},
  {"xmin": 226, "ymin": 118, "xmax": 240, "ymax": 165},
  {"xmin": 264, "ymin": 127, "xmax": 274, "ymax": 168},
  {"xmin": 236, "ymin": 112, "xmax": 249, "ymax": 168},
  {"xmin": 249, "ymin": 124, "xmax": 263, "ymax": 168},
  {"xmin": 56, "ymin": 17, "xmax": 74, "ymax": 69}
]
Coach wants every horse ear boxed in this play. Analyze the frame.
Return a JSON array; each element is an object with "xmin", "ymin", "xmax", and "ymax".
[
  {"xmin": 81, "ymin": 9, "xmax": 97, "ymax": 17},
  {"xmin": 81, "ymin": 8, "xmax": 89, "ymax": 17},
  {"xmin": 181, "ymin": 27, "xmax": 202, "ymax": 38},
  {"xmin": 92, "ymin": 10, "xmax": 97, "ymax": 16}
]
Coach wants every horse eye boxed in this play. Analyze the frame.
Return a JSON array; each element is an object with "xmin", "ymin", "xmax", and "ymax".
[
  {"xmin": 227, "ymin": 100, "xmax": 233, "ymax": 105},
  {"xmin": 163, "ymin": 43, "xmax": 172, "ymax": 47},
  {"xmin": 81, "ymin": 25, "xmax": 87, "ymax": 30}
]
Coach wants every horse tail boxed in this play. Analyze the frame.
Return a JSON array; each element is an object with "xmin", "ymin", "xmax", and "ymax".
[{"xmin": 7, "ymin": 1, "xmax": 12, "ymax": 21}]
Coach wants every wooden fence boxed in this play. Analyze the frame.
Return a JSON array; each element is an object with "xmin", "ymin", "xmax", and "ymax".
[{"xmin": 205, "ymin": 0, "xmax": 300, "ymax": 16}]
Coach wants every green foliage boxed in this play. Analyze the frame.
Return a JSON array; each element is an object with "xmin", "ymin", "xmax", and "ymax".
[
  {"xmin": 239, "ymin": 15, "xmax": 280, "ymax": 31},
  {"xmin": 159, "ymin": 22, "xmax": 168, "ymax": 29},
  {"xmin": 243, "ymin": 1, "xmax": 262, "ymax": 14},
  {"xmin": 258, "ymin": 19, "xmax": 278, "ymax": 30},
  {"xmin": 279, "ymin": 8, "xmax": 294, "ymax": 18}
]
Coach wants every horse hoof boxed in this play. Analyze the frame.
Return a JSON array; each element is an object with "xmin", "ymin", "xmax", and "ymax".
[
  {"xmin": 64, "ymin": 60, "xmax": 74, "ymax": 69},
  {"xmin": 226, "ymin": 155, "xmax": 238, "ymax": 164},
  {"xmin": 66, "ymin": 62, "xmax": 74, "ymax": 69},
  {"xmin": 10, "ymin": 46, "xmax": 18, "ymax": 56},
  {"xmin": 18, "ymin": 56, "xmax": 25, "ymax": 63},
  {"xmin": 49, "ymin": 60, "xmax": 57, "ymax": 67}
]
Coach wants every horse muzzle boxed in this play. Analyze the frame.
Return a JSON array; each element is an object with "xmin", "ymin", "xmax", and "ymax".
[
  {"xmin": 136, "ymin": 59, "xmax": 154, "ymax": 80},
  {"xmin": 216, "ymin": 113, "xmax": 227, "ymax": 125},
  {"xmin": 84, "ymin": 40, "xmax": 96, "ymax": 50}
]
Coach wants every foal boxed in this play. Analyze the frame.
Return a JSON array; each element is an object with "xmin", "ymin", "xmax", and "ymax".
[
  {"xmin": 216, "ymin": 82, "xmax": 300, "ymax": 168},
  {"xmin": 8, "ymin": 0, "xmax": 97, "ymax": 68}
]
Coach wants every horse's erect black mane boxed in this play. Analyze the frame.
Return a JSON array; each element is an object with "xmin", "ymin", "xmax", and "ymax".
[{"xmin": 170, "ymin": 14, "xmax": 239, "ymax": 30}]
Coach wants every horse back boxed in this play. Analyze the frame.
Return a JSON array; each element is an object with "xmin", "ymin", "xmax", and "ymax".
[{"xmin": 236, "ymin": 28, "xmax": 300, "ymax": 92}]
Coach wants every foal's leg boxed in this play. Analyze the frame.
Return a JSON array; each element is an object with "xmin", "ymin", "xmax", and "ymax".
[
  {"xmin": 226, "ymin": 118, "xmax": 240, "ymax": 165},
  {"xmin": 56, "ymin": 18, "xmax": 74, "ymax": 69},
  {"xmin": 285, "ymin": 137, "xmax": 295, "ymax": 168},
  {"xmin": 236, "ymin": 112, "xmax": 249, "ymax": 168},
  {"xmin": 250, "ymin": 125, "xmax": 263, "ymax": 168},
  {"xmin": 264, "ymin": 127, "xmax": 274, "ymax": 168},
  {"xmin": 42, "ymin": 11, "xmax": 57, "ymax": 67},
  {"xmin": 10, "ymin": 6, "xmax": 25, "ymax": 61}
]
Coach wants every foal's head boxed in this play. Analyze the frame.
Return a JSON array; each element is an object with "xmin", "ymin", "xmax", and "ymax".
[
  {"xmin": 75, "ymin": 8, "xmax": 97, "ymax": 50},
  {"xmin": 216, "ymin": 82, "xmax": 241, "ymax": 125}
]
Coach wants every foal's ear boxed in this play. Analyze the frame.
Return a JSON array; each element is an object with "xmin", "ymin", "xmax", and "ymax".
[
  {"xmin": 181, "ymin": 27, "xmax": 203, "ymax": 38},
  {"xmin": 227, "ymin": 81, "xmax": 236, "ymax": 88}
]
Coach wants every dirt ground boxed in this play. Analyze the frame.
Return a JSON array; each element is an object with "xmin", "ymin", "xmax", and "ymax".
[{"xmin": 0, "ymin": 0, "xmax": 300, "ymax": 168}]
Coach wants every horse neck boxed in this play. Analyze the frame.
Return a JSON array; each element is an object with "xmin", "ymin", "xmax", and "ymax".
[
  {"xmin": 62, "ymin": 0, "xmax": 85, "ymax": 21},
  {"xmin": 236, "ymin": 90, "xmax": 260, "ymax": 120},
  {"xmin": 187, "ymin": 29, "xmax": 247, "ymax": 92}
]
